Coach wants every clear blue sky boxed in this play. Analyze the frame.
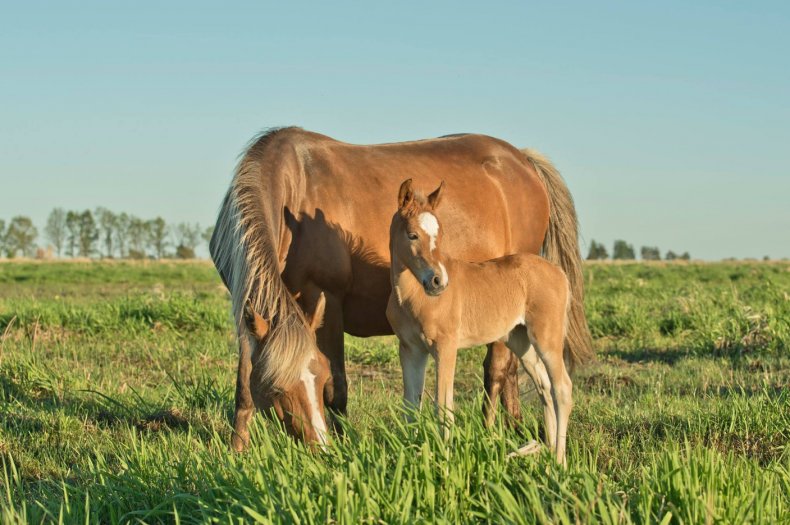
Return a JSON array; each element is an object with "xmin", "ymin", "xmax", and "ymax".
[{"xmin": 1, "ymin": 1, "xmax": 788, "ymax": 259}]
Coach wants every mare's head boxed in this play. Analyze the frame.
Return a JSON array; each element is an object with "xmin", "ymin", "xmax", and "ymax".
[
  {"xmin": 244, "ymin": 292, "xmax": 331, "ymax": 448},
  {"xmin": 390, "ymin": 179, "xmax": 448, "ymax": 296}
]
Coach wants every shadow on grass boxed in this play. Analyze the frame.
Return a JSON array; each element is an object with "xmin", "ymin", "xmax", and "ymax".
[
  {"xmin": 1, "ymin": 369, "xmax": 232, "ymax": 441},
  {"xmin": 602, "ymin": 345, "xmax": 784, "ymax": 368},
  {"xmin": 602, "ymin": 346, "xmax": 697, "ymax": 365}
]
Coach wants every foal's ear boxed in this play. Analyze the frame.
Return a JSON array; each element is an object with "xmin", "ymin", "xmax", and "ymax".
[
  {"xmin": 427, "ymin": 180, "xmax": 445, "ymax": 210},
  {"xmin": 244, "ymin": 301, "xmax": 270, "ymax": 340},
  {"xmin": 307, "ymin": 292, "xmax": 326, "ymax": 332},
  {"xmin": 397, "ymin": 179, "xmax": 414, "ymax": 209}
]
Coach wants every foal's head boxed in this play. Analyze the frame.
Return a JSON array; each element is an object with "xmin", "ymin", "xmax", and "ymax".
[
  {"xmin": 390, "ymin": 179, "xmax": 448, "ymax": 296},
  {"xmin": 244, "ymin": 292, "xmax": 331, "ymax": 448}
]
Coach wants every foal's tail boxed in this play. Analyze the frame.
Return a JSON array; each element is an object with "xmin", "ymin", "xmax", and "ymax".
[{"xmin": 522, "ymin": 148, "xmax": 594, "ymax": 372}]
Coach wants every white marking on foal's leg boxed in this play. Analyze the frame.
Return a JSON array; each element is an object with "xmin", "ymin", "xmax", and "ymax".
[
  {"xmin": 301, "ymin": 363, "xmax": 328, "ymax": 447},
  {"xmin": 418, "ymin": 212, "xmax": 439, "ymax": 252}
]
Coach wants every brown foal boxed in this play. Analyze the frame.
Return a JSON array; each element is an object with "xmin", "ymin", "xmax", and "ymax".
[{"xmin": 386, "ymin": 179, "xmax": 573, "ymax": 464}]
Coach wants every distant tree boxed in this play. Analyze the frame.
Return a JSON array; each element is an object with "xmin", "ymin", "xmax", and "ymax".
[
  {"xmin": 174, "ymin": 222, "xmax": 201, "ymax": 251},
  {"xmin": 115, "ymin": 212, "xmax": 131, "ymax": 258},
  {"xmin": 202, "ymin": 225, "xmax": 214, "ymax": 248},
  {"xmin": 586, "ymin": 240, "xmax": 608, "ymax": 260},
  {"xmin": 128, "ymin": 217, "xmax": 148, "ymax": 256},
  {"xmin": 65, "ymin": 211, "xmax": 80, "ymax": 257},
  {"xmin": 147, "ymin": 217, "xmax": 169, "ymax": 259},
  {"xmin": 6, "ymin": 216, "xmax": 38, "ymax": 258},
  {"xmin": 640, "ymin": 246, "xmax": 661, "ymax": 261},
  {"xmin": 612, "ymin": 240, "xmax": 635, "ymax": 260},
  {"xmin": 679, "ymin": 252, "xmax": 691, "ymax": 261},
  {"xmin": 44, "ymin": 208, "xmax": 68, "ymax": 257},
  {"xmin": 0, "ymin": 219, "xmax": 7, "ymax": 257},
  {"xmin": 665, "ymin": 250, "xmax": 678, "ymax": 261},
  {"xmin": 77, "ymin": 210, "xmax": 99, "ymax": 257},
  {"xmin": 127, "ymin": 249, "xmax": 146, "ymax": 260},
  {"xmin": 95, "ymin": 207, "xmax": 118, "ymax": 258},
  {"xmin": 175, "ymin": 245, "xmax": 196, "ymax": 259}
]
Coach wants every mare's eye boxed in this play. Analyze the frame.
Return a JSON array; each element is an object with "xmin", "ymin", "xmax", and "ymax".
[{"xmin": 407, "ymin": 232, "xmax": 418, "ymax": 241}]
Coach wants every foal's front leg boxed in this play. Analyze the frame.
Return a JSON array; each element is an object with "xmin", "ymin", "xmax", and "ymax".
[
  {"xmin": 399, "ymin": 342, "xmax": 429, "ymax": 421},
  {"xmin": 434, "ymin": 339, "xmax": 458, "ymax": 440}
]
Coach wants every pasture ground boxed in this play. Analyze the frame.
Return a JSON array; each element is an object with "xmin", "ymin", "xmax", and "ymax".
[{"xmin": 0, "ymin": 260, "xmax": 788, "ymax": 523}]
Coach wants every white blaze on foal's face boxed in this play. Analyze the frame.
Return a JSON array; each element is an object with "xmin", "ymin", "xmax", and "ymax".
[{"xmin": 418, "ymin": 212, "xmax": 439, "ymax": 252}]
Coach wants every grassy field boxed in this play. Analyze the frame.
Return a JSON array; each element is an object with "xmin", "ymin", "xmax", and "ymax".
[{"xmin": 0, "ymin": 260, "xmax": 788, "ymax": 524}]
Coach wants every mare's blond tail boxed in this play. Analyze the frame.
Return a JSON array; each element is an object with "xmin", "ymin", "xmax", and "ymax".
[{"xmin": 522, "ymin": 148, "xmax": 594, "ymax": 371}]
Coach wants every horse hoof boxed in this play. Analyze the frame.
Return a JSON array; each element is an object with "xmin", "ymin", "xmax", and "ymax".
[{"xmin": 507, "ymin": 440, "xmax": 543, "ymax": 458}]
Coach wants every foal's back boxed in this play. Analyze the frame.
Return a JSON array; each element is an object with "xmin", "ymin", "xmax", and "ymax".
[{"xmin": 446, "ymin": 253, "xmax": 569, "ymax": 347}]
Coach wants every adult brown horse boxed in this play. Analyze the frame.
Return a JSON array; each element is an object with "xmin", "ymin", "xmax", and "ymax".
[{"xmin": 210, "ymin": 127, "xmax": 592, "ymax": 450}]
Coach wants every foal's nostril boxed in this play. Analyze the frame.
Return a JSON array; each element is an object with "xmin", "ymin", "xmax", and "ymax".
[{"xmin": 431, "ymin": 275, "xmax": 441, "ymax": 288}]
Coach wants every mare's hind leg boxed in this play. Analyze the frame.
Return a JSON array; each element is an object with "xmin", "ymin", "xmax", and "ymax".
[
  {"xmin": 483, "ymin": 342, "xmax": 522, "ymax": 428},
  {"xmin": 399, "ymin": 341, "xmax": 429, "ymax": 421},
  {"xmin": 503, "ymin": 329, "xmax": 551, "ymax": 456},
  {"xmin": 231, "ymin": 332, "xmax": 255, "ymax": 452}
]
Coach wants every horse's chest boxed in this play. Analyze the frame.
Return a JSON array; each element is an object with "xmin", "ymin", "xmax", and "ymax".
[{"xmin": 406, "ymin": 308, "xmax": 453, "ymax": 349}]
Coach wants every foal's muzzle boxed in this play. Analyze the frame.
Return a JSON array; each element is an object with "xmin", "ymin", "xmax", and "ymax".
[{"xmin": 422, "ymin": 272, "xmax": 446, "ymax": 296}]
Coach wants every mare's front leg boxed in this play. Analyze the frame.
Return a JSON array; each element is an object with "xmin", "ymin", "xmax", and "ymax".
[
  {"xmin": 483, "ymin": 342, "xmax": 522, "ymax": 427},
  {"xmin": 399, "ymin": 341, "xmax": 429, "ymax": 421},
  {"xmin": 231, "ymin": 329, "xmax": 255, "ymax": 452},
  {"xmin": 434, "ymin": 339, "xmax": 459, "ymax": 440},
  {"xmin": 313, "ymin": 290, "xmax": 348, "ymax": 435}
]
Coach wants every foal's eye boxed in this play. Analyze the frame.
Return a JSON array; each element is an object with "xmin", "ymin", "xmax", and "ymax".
[{"xmin": 407, "ymin": 232, "xmax": 418, "ymax": 241}]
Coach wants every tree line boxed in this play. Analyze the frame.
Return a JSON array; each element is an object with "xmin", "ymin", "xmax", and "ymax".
[
  {"xmin": 587, "ymin": 240, "xmax": 690, "ymax": 261},
  {"xmin": 0, "ymin": 209, "xmax": 215, "ymax": 259},
  {"xmin": 1, "ymin": 212, "xmax": 691, "ymax": 263}
]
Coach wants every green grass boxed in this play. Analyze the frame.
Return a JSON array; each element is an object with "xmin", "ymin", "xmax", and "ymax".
[{"xmin": 1, "ymin": 260, "xmax": 788, "ymax": 523}]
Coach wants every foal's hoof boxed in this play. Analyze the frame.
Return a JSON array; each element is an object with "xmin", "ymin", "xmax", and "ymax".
[{"xmin": 507, "ymin": 440, "xmax": 543, "ymax": 458}]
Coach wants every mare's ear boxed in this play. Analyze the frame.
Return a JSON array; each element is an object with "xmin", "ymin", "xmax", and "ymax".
[
  {"xmin": 397, "ymin": 179, "xmax": 414, "ymax": 209},
  {"xmin": 427, "ymin": 181, "xmax": 445, "ymax": 210},
  {"xmin": 244, "ymin": 301, "xmax": 270, "ymax": 340},
  {"xmin": 308, "ymin": 292, "xmax": 326, "ymax": 332}
]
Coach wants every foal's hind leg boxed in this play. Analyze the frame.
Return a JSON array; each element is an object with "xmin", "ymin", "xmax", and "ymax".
[
  {"xmin": 483, "ymin": 342, "xmax": 522, "ymax": 428},
  {"xmin": 520, "ymin": 346, "xmax": 558, "ymax": 451},
  {"xmin": 529, "ymin": 327, "xmax": 573, "ymax": 466},
  {"xmin": 231, "ymin": 332, "xmax": 255, "ymax": 452},
  {"xmin": 503, "ymin": 330, "xmax": 552, "ymax": 456}
]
